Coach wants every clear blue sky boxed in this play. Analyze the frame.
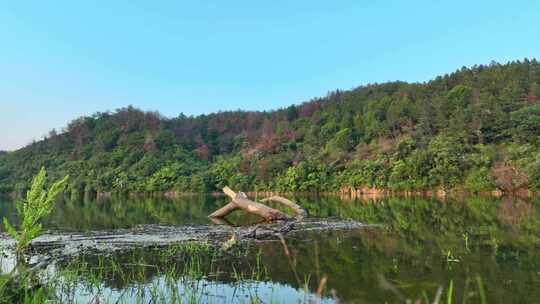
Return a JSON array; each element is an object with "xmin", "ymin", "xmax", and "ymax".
[{"xmin": 1, "ymin": 0, "xmax": 539, "ymax": 151}]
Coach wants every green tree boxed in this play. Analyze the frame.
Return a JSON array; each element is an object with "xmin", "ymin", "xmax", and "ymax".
[
  {"xmin": 510, "ymin": 104, "xmax": 540, "ymax": 144},
  {"xmin": 427, "ymin": 136, "xmax": 467, "ymax": 190},
  {"xmin": 447, "ymin": 85, "xmax": 473, "ymax": 108},
  {"xmin": 328, "ymin": 128, "xmax": 353, "ymax": 152}
]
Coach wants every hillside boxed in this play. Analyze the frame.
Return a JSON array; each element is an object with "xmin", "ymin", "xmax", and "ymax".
[{"xmin": 1, "ymin": 59, "xmax": 540, "ymax": 196}]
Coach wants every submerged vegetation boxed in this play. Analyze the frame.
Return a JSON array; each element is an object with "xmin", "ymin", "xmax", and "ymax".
[{"xmin": 1, "ymin": 60, "xmax": 540, "ymax": 195}]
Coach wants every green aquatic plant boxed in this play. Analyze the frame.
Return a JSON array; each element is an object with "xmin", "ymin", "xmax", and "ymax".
[
  {"xmin": 476, "ymin": 275, "xmax": 486, "ymax": 304},
  {"xmin": 0, "ymin": 273, "xmax": 52, "ymax": 304},
  {"xmin": 446, "ymin": 280, "xmax": 453, "ymax": 304},
  {"xmin": 3, "ymin": 167, "xmax": 69, "ymax": 254},
  {"xmin": 462, "ymin": 232, "xmax": 470, "ymax": 252}
]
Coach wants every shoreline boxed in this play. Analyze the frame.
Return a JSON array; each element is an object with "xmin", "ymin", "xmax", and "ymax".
[
  {"xmin": 95, "ymin": 187, "xmax": 535, "ymax": 200},
  {"xmin": 2, "ymin": 186, "xmax": 536, "ymax": 201}
]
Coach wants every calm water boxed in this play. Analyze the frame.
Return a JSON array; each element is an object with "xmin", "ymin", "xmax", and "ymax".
[{"xmin": 1, "ymin": 194, "xmax": 540, "ymax": 303}]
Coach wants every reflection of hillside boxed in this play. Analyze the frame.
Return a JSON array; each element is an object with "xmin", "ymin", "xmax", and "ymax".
[
  {"xmin": 2, "ymin": 194, "xmax": 540, "ymax": 302},
  {"xmin": 62, "ymin": 220, "xmax": 540, "ymax": 303},
  {"xmin": 41, "ymin": 196, "xmax": 224, "ymax": 230},
  {"xmin": 497, "ymin": 196, "xmax": 533, "ymax": 227},
  {"xmin": 0, "ymin": 196, "xmax": 19, "ymax": 230}
]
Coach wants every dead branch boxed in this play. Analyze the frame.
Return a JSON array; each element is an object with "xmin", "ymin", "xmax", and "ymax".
[
  {"xmin": 209, "ymin": 187, "xmax": 307, "ymax": 222},
  {"xmin": 208, "ymin": 202, "xmax": 238, "ymax": 218},
  {"xmin": 217, "ymin": 187, "xmax": 290, "ymax": 221},
  {"xmin": 260, "ymin": 196, "xmax": 307, "ymax": 219}
]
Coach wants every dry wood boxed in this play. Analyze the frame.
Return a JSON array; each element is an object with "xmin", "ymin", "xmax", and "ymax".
[
  {"xmin": 208, "ymin": 202, "xmax": 238, "ymax": 218},
  {"xmin": 209, "ymin": 187, "xmax": 307, "ymax": 222},
  {"xmin": 216, "ymin": 187, "xmax": 290, "ymax": 221},
  {"xmin": 260, "ymin": 196, "xmax": 307, "ymax": 219},
  {"xmin": 208, "ymin": 191, "xmax": 250, "ymax": 218}
]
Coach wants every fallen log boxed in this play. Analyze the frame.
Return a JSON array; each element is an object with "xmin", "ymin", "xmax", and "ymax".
[
  {"xmin": 208, "ymin": 191, "xmax": 248, "ymax": 218},
  {"xmin": 208, "ymin": 202, "xmax": 237, "ymax": 218},
  {"xmin": 0, "ymin": 219, "xmax": 369, "ymax": 258},
  {"xmin": 209, "ymin": 187, "xmax": 307, "ymax": 221}
]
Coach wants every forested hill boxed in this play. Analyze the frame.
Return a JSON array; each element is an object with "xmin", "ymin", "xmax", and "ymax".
[{"xmin": 2, "ymin": 59, "xmax": 540, "ymax": 195}]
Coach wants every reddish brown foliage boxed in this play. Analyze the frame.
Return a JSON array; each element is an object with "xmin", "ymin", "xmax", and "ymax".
[
  {"xmin": 143, "ymin": 135, "xmax": 156, "ymax": 152},
  {"xmin": 490, "ymin": 162, "xmax": 528, "ymax": 192},
  {"xmin": 195, "ymin": 144, "xmax": 210, "ymax": 161},
  {"xmin": 497, "ymin": 197, "xmax": 532, "ymax": 226}
]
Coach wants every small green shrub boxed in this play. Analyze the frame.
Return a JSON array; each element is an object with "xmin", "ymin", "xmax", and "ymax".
[{"xmin": 3, "ymin": 168, "xmax": 69, "ymax": 253}]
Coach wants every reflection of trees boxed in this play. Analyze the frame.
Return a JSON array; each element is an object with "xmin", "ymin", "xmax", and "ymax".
[
  {"xmin": 42, "ymin": 195, "xmax": 225, "ymax": 231},
  {"xmin": 57, "ymin": 221, "xmax": 540, "ymax": 303},
  {"xmin": 3, "ymin": 194, "xmax": 540, "ymax": 302},
  {"xmin": 0, "ymin": 196, "xmax": 19, "ymax": 230},
  {"xmin": 301, "ymin": 195, "xmax": 540, "ymax": 254},
  {"xmin": 271, "ymin": 195, "xmax": 540, "ymax": 302},
  {"xmin": 497, "ymin": 196, "xmax": 533, "ymax": 227}
]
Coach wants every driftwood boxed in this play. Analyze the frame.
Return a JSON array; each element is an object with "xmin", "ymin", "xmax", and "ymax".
[
  {"xmin": 261, "ymin": 196, "xmax": 307, "ymax": 220},
  {"xmin": 208, "ymin": 191, "xmax": 249, "ymax": 218},
  {"xmin": 209, "ymin": 187, "xmax": 307, "ymax": 221}
]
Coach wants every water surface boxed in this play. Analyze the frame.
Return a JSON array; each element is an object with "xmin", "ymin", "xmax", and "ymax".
[{"xmin": 1, "ymin": 194, "xmax": 539, "ymax": 303}]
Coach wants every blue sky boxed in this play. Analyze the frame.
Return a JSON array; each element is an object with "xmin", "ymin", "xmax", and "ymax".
[{"xmin": 1, "ymin": 0, "xmax": 539, "ymax": 150}]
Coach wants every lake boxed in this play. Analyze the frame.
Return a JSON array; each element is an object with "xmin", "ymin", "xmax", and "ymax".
[{"xmin": 1, "ymin": 194, "xmax": 539, "ymax": 303}]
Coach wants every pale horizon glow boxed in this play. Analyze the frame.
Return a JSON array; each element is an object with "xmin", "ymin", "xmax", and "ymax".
[{"xmin": 1, "ymin": 0, "xmax": 540, "ymax": 151}]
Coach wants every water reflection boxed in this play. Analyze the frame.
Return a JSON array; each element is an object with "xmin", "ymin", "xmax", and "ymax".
[{"xmin": 0, "ymin": 194, "xmax": 539, "ymax": 303}]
